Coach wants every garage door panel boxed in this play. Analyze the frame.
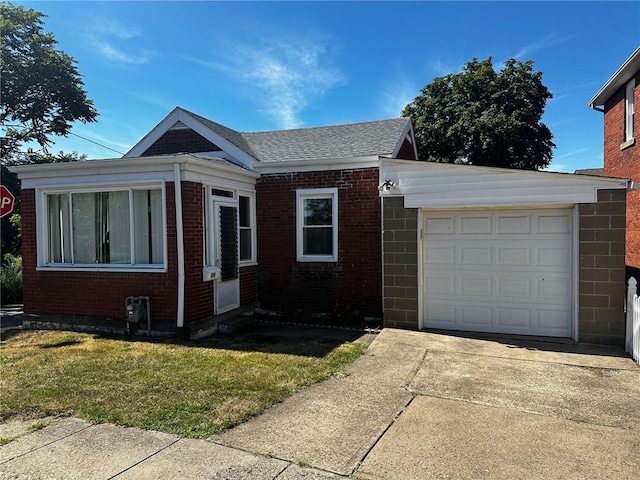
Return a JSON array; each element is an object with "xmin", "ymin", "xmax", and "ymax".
[
  {"xmin": 460, "ymin": 215, "xmax": 492, "ymax": 234},
  {"xmin": 460, "ymin": 276, "xmax": 493, "ymax": 296},
  {"xmin": 496, "ymin": 245, "xmax": 530, "ymax": 266},
  {"xmin": 460, "ymin": 305, "xmax": 493, "ymax": 327},
  {"xmin": 535, "ymin": 309, "xmax": 573, "ymax": 335},
  {"xmin": 425, "ymin": 303, "xmax": 457, "ymax": 327},
  {"xmin": 496, "ymin": 307, "xmax": 532, "ymax": 329},
  {"xmin": 536, "ymin": 246, "xmax": 572, "ymax": 266},
  {"xmin": 536, "ymin": 278, "xmax": 571, "ymax": 301},
  {"xmin": 496, "ymin": 214, "xmax": 531, "ymax": 234},
  {"xmin": 459, "ymin": 246, "xmax": 492, "ymax": 265},
  {"xmin": 496, "ymin": 277, "xmax": 531, "ymax": 297},
  {"xmin": 424, "ymin": 246, "xmax": 455, "ymax": 265},
  {"xmin": 423, "ymin": 208, "xmax": 573, "ymax": 338},
  {"xmin": 536, "ymin": 213, "xmax": 571, "ymax": 234},
  {"xmin": 425, "ymin": 275, "xmax": 455, "ymax": 295},
  {"xmin": 424, "ymin": 216, "xmax": 454, "ymax": 234}
]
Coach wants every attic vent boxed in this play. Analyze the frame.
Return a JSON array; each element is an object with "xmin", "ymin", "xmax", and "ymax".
[{"xmin": 169, "ymin": 121, "xmax": 190, "ymax": 131}]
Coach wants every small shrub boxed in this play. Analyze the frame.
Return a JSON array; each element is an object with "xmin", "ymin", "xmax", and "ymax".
[{"xmin": 1, "ymin": 254, "xmax": 22, "ymax": 305}]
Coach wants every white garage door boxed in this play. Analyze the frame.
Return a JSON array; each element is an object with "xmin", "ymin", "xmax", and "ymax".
[{"xmin": 422, "ymin": 208, "xmax": 574, "ymax": 337}]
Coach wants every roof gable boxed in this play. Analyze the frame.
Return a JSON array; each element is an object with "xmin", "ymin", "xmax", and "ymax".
[{"xmin": 125, "ymin": 107, "xmax": 415, "ymax": 169}]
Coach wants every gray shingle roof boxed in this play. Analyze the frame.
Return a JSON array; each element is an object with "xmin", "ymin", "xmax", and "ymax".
[{"xmin": 184, "ymin": 109, "xmax": 410, "ymax": 163}]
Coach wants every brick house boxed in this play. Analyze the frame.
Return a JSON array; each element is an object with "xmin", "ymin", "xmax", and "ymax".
[
  {"xmin": 13, "ymin": 107, "xmax": 631, "ymax": 344},
  {"xmin": 589, "ymin": 46, "xmax": 640, "ymax": 270},
  {"xmin": 14, "ymin": 107, "xmax": 416, "ymax": 337}
]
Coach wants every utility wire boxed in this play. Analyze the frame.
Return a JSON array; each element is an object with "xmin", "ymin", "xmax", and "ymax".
[
  {"xmin": 68, "ymin": 132, "xmax": 125, "ymax": 155},
  {"xmin": 2, "ymin": 123, "xmax": 126, "ymax": 156}
]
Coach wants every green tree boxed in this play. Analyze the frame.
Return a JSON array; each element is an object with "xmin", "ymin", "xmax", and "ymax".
[
  {"xmin": 1, "ymin": 2, "xmax": 98, "ymax": 165},
  {"xmin": 402, "ymin": 57, "xmax": 555, "ymax": 170}
]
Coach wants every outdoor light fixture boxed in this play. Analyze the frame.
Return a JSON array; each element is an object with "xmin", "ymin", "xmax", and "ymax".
[{"xmin": 378, "ymin": 179, "xmax": 397, "ymax": 192}]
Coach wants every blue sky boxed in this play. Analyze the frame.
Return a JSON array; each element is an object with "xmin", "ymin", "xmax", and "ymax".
[{"xmin": 21, "ymin": 1, "xmax": 640, "ymax": 172}]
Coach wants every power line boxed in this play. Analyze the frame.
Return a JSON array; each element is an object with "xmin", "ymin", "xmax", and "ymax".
[
  {"xmin": 68, "ymin": 132, "xmax": 125, "ymax": 155},
  {"xmin": 2, "ymin": 124, "xmax": 126, "ymax": 156}
]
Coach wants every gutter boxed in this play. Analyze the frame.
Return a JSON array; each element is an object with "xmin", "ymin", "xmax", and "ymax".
[{"xmin": 173, "ymin": 163, "xmax": 185, "ymax": 330}]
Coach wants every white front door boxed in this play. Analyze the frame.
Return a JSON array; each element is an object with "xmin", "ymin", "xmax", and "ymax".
[
  {"xmin": 422, "ymin": 208, "xmax": 574, "ymax": 337},
  {"xmin": 212, "ymin": 201, "xmax": 239, "ymax": 314}
]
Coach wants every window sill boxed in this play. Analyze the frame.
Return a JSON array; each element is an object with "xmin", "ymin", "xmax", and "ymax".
[
  {"xmin": 296, "ymin": 257, "xmax": 338, "ymax": 263},
  {"xmin": 620, "ymin": 137, "xmax": 635, "ymax": 150},
  {"xmin": 37, "ymin": 265, "xmax": 167, "ymax": 273}
]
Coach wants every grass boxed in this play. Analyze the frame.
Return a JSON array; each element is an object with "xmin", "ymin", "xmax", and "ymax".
[{"xmin": 0, "ymin": 330, "xmax": 367, "ymax": 438}]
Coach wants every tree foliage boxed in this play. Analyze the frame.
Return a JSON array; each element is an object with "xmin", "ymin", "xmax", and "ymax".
[
  {"xmin": 0, "ymin": 2, "xmax": 98, "ymax": 165},
  {"xmin": 402, "ymin": 57, "xmax": 555, "ymax": 170}
]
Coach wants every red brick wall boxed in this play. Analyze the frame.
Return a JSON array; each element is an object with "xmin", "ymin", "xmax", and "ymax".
[
  {"xmin": 602, "ymin": 71, "xmax": 640, "ymax": 267},
  {"xmin": 396, "ymin": 137, "xmax": 418, "ymax": 160},
  {"xmin": 256, "ymin": 167, "xmax": 382, "ymax": 317},
  {"xmin": 181, "ymin": 182, "xmax": 213, "ymax": 321},
  {"xmin": 22, "ymin": 181, "xmax": 259, "ymax": 327},
  {"xmin": 240, "ymin": 265, "xmax": 257, "ymax": 305},
  {"xmin": 20, "ymin": 186, "xmax": 179, "ymax": 326},
  {"xmin": 141, "ymin": 129, "xmax": 222, "ymax": 156}
]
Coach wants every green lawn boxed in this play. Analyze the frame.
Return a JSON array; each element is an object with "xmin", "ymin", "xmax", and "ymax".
[{"xmin": 0, "ymin": 330, "xmax": 367, "ymax": 438}]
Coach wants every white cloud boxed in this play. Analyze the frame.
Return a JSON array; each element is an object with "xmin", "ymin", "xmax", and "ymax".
[
  {"xmin": 97, "ymin": 42, "xmax": 151, "ymax": 65},
  {"xmin": 193, "ymin": 33, "xmax": 345, "ymax": 129},
  {"xmin": 380, "ymin": 76, "xmax": 418, "ymax": 118},
  {"xmin": 512, "ymin": 33, "xmax": 573, "ymax": 61},
  {"xmin": 84, "ymin": 17, "xmax": 155, "ymax": 66}
]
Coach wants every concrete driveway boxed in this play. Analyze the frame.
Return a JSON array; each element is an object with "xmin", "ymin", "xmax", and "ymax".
[
  {"xmin": 355, "ymin": 329, "xmax": 640, "ymax": 480},
  {"xmin": 1, "ymin": 327, "xmax": 639, "ymax": 479}
]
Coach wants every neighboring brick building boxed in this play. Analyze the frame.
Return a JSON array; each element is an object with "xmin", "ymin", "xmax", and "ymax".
[{"xmin": 589, "ymin": 46, "xmax": 640, "ymax": 269}]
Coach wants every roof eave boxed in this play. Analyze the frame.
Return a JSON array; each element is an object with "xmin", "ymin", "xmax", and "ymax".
[{"xmin": 589, "ymin": 46, "xmax": 640, "ymax": 108}]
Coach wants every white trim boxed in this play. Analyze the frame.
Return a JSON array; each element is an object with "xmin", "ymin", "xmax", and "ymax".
[
  {"xmin": 174, "ymin": 163, "xmax": 185, "ymax": 329},
  {"xmin": 390, "ymin": 121, "xmax": 418, "ymax": 160},
  {"xmin": 296, "ymin": 188, "xmax": 339, "ymax": 262},
  {"xmin": 625, "ymin": 78, "xmax": 635, "ymax": 142},
  {"xmin": 380, "ymin": 158, "xmax": 629, "ymax": 209},
  {"xmin": 254, "ymin": 156, "xmax": 381, "ymax": 174},
  {"xmin": 238, "ymin": 191, "xmax": 257, "ymax": 265},
  {"xmin": 589, "ymin": 46, "xmax": 640, "ymax": 108},
  {"xmin": 12, "ymin": 154, "xmax": 259, "ymax": 190}
]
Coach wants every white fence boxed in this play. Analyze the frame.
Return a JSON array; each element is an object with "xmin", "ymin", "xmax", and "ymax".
[{"xmin": 626, "ymin": 276, "xmax": 640, "ymax": 364}]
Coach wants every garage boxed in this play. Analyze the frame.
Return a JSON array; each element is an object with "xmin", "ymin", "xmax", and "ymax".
[
  {"xmin": 422, "ymin": 208, "xmax": 574, "ymax": 337},
  {"xmin": 380, "ymin": 159, "xmax": 629, "ymax": 343}
]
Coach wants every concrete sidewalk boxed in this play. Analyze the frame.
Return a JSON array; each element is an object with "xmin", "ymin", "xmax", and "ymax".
[{"xmin": 1, "ymin": 328, "xmax": 639, "ymax": 479}]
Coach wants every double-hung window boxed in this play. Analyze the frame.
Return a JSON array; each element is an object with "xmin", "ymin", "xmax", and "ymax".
[
  {"xmin": 42, "ymin": 185, "xmax": 165, "ymax": 269},
  {"xmin": 239, "ymin": 193, "xmax": 256, "ymax": 263},
  {"xmin": 625, "ymin": 79, "xmax": 635, "ymax": 142},
  {"xmin": 296, "ymin": 188, "xmax": 338, "ymax": 262}
]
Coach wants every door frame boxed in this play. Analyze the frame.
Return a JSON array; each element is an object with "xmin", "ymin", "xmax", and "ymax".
[{"xmin": 204, "ymin": 191, "xmax": 240, "ymax": 315}]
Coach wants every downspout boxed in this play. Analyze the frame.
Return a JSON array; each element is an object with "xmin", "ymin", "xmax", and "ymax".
[{"xmin": 174, "ymin": 163, "xmax": 185, "ymax": 331}]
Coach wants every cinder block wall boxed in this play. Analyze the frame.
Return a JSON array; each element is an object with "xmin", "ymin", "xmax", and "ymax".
[
  {"xmin": 578, "ymin": 189, "xmax": 627, "ymax": 345},
  {"xmin": 383, "ymin": 191, "xmax": 628, "ymax": 345},
  {"xmin": 381, "ymin": 196, "xmax": 419, "ymax": 329}
]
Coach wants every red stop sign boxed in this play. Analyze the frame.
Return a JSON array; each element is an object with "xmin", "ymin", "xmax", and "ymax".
[{"xmin": 0, "ymin": 185, "xmax": 15, "ymax": 218}]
